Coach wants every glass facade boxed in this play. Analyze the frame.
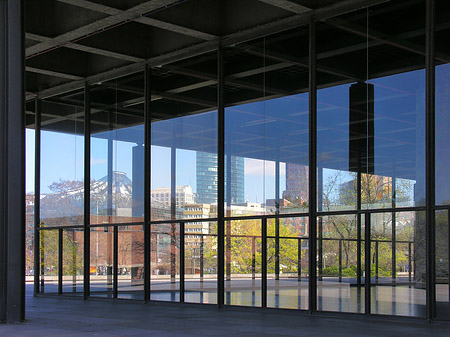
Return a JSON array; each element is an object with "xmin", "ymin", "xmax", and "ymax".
[{"xmin": 29, "ymin": 0, "xmax": 450, "ymax": 321}]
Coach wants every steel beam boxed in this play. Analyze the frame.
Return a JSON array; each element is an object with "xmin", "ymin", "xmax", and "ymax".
[
  {"xmin": 26, "ymin": 0, "xmax": 184, "ymax": 58},
  {"xmin": 26, "ymin": 33, "xmax": 145, "ymax": 63},
  {"xmin": 30, "ymin": 0, "xmax": 389, "ymax": 101},
  {"xmin": 26, "ymin": 66, "xmax": 83, "ymax": 80},
  {"xmin": 56, "ymin": 0, "xmax": 217, "ymax": 41}
]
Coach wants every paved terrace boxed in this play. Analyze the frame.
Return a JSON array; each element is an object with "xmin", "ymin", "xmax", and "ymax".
[{"xmin": 0, "ymin": 285, "xmax": 449, "ymax": 336}]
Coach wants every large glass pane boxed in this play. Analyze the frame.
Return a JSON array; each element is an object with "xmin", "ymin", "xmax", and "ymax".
[
  {"xmin": 185, "ymin": 221, "xmax": 217, "ymax": 304},
  {"xmin": 224, "ymin": 27, "xmax": 309, "ymax": 217},
  {"xmin": 225, "ymin": 219, "xmax": 261, "ymax": 307},
  {"xmin": 40, "ymin": 90, "xmax": 84, "ymax": 228},
  {"xmin": 370, "ymin": 212, "xmax": 426, "ymax": 317},
  {"xmin": 317, "ymin": 1, "xmax": 425, "ymax": 212},
  {"xmin": 267, "ymin": 217, "xmax": 309, "ymax": 310},
  {"xmin": 317, "ymin": 214, "xmax": 365, "ymax": 313},
  {"xmin": 26, "ymin": 127, "xmax": 35, "ymax": 283},
  {"xmin": 150, "ymin": 223, "xmax": 180, "ymax": 302},
  {"xmin": 365, "ymin": 2, "xmax": 425, "ymax": 209},
  {"xmin": 90, "ymin": 72, "xmax": 145, "ymax": 226},
  {"xmin": 39, "ymin": 229, "xmax": 59, "ymax": 294},
  {"xmin": 435, "ymin": 0, "xmax": 450, "ymax": 320},
  {"xmin": 436, "ymin": 3, "xmax": 450, "ymax": 207},
  {"xmin": 90, "ymin": 227, "xmax": 114, "ymax": 298},
  {"xmin": 62, "ymin": 229, "xmax": 84, "ymax": 295},
  {"xmin": 150, "ymin": 52, "xmax": 218, "ymax": 222},
  {"xmin": 117, "ymin": 225, "xmax": 144, "ymax": 300}
]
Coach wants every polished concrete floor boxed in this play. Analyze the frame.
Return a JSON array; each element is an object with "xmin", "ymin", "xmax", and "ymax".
[{"xmin": 1, "ymin": 285, "xmax": 450, "ymax": 336}]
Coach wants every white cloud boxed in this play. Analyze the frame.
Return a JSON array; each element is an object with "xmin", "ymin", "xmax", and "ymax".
[
  {"xmin": 91, "ymin": 158, "xmax": 107, "ymax": 166},
  {"xmin": 244, "ymin": 158, "xmax": 276, "ymax": 176}
]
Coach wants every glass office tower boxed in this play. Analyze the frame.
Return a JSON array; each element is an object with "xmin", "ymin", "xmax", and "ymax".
[{"xmin": 196, "ymin": 152, "xmax": 244, "ymax": 205}]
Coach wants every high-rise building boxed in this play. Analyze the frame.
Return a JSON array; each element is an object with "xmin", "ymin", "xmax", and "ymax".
[
  {"xmin": 196, "ymin": 152, "xmax": 245, "ymax": 204},
  {"xmin": 282, "ymin": 163, "xmax": 309, "ymax": 204},
  {"xmin": 151, "ymin": 185, "xmax": 195, "ymax": 208}
]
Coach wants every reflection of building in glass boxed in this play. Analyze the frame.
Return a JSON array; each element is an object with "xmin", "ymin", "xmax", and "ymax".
[
  {"xmin": 282, "ymin": 163, "xmax": 309, "ymax": 204},
  {"xmin": 196, "ymin": 152, "xmax": 244, "ymax": 204},
  {"xmin": 196, "ymin": 152, "xmax": 218, "ymax": 204},
  {"xmin": 151, "ymin": 185, "xmax": 195, "ymax": 208}
]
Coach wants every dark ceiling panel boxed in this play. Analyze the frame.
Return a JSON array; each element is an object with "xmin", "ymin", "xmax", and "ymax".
[
  {"xmin": 26, "ymin": 47, "xmax": 130, "ymax": 80},
  {"xmin": 76, "ymin": 21, "xmax": 202, "ymax": 59},
  {"xmin": 148, "ymin": 0, "xmax": 293, "ymax": 36},
  {"xmin": 26, "ymin": 72, "xmax": 73, "ymax": 93},
  {"xmin": 25, "ymin": 0, "xmax": 108, "ymax": 38}
]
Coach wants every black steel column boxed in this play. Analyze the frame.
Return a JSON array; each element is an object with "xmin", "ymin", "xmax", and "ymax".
[
  {"xmin": 318, "ymin": 166, "xmax": 323, "ymax": 281},
  {"xmin": 448, "ymin": 211, "xmax": 450, "ymax": 302},
  {"xmin": 106, "ymin": 135, "xmax": 113, "ymax": 295},
  {"xmin": 225, "ymin": 151, "xmax": 232, "ymax": 282},
  {"xmin": 365, "ymin": 212, "xmax": 371, "ymax": 314},
  {"xmin": 425, "ymin": 0, "xmax": 436, "ymax": 321},
  {"xmin": 83, "ymin": 83, "xmax": 91, "ymax": 298},
  {"xmin": 170, "ymin": 145, "xmax": 176, "ymax": 285},
  {"xmin": 113, "ymin": 226, "xmax": 118, "ymax": 298},
  {"xmin": 34, "ymin": 99, "xmax": 41, "ymax": 295},
  {"xmin": 339, "ymin": 239, "xmax": 342, "ymax": 282},
  {"xmin": 308, "ymin": 16, "xmax": 318, "ymax": 313},
  {"xmin": 357, "ymin": 167, "xmax": 362, "ymax": 287},
  {"xmin": 375, "ymin": 240, "xmax": 379, "ymax": 282},
  {"xmin": 275, "ymin": 159, "xmax": 280, "ymax": 280},
  {"xmin": 392, "ymin": 172, "xmax": 396, "ymax": 283},
  {"xmin": 144, "ymin": 65, "xmax": 151, "ymax": 302},
  {"xmin": 262, "ymin": 218, "xmax": 267, "ymax": 308},
  {"xmin": 180, "ymin": 221, "xmax": 185, "ymax": 303},
  {"xmin": 298, "ymin": 238, "xmax": 302, "ymax": 281},
  {"xmin": 217, "ymin": 45, "xmax": 225, "ymax": 308},
  {"xmin": 0, "ymin": 0, "xmax": 25, "ymax": 323},
  {"xmin": 58, "ymin": 229, "xmax": 63, "ymax": 295}
]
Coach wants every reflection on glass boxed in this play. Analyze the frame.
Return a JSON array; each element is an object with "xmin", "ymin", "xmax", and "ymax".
[
  {"xmin": 40, "ymin": 92, "xmax": 84, "ymax": 228},
  {"xmin": 318, "ymin": 84, "xmax": 357, "ymax": 212},
  {"xmin": 364, "ymin": 70, "xmax": 425, "ymax": 209},
  {"xmin": 151, "ymin": 223, "xmax": 180, "ymax": 302},
  {"xmin": 225, "ymin": 94, "xmax": 309, "ymax": 216},
  {"xmin": 62, "ymin": 229, "xmax": 84, "ymax": 295},
  {"xmin": 151, "ymin": 111, "xmax": 218, "ymax": 221},
  {"xmin": 267, "ymin": 218, "xmax": 309, "ymax": 310},
  {"xmin": 224, "ymin": 27, "xmax": 309, "ymax": 216},
  {"xmin": 26, "ymin": 128, "xmax": 35, "ymax": 279},
  {"xmin": 225, "ymin": 220, "xmax": 261, "ymax": 307},
  {"xmin": 150, "ymin": 52, "xmax": 218, "ymax": 222},
  {"xmin": 370, "ymin": 212, "xmax": 426, "ymax": 317},
  {"xmin": 185, "ymin": 222, "xmax": 217, "ymax": 304},
  {"xmin": 90, "ymin": 227, "xmax": 114, "ymax": 297},
  {"xmin": 436, "ymin": 65, "xmax": 450, "ymax": 205},
  {"xmin": 40, "ymin": 229, "xmax": 59, "ymax": 293},
  {"xmin": 90, "ymin": 73, "xmax": 145, "ymax": 226},
  {"xmin": 435, "ymin": 210, "xmax": 450, "ymax": 319},
  {"xmin": 118, "ymin": 225, "xmax": 144, "ymax": 300},
  {"xmin": 317, "ymin": 215, "xmax": 365, "ymax": 313}
]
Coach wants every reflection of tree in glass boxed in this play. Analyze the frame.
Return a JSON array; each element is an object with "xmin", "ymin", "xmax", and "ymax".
[
  {"xmin": 321, "ymin": 170, "xmax": 415, "ymax": 277},
  {"xmin": 40, "ymin": 229, "xmax": 83, "ymax": 276}
]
